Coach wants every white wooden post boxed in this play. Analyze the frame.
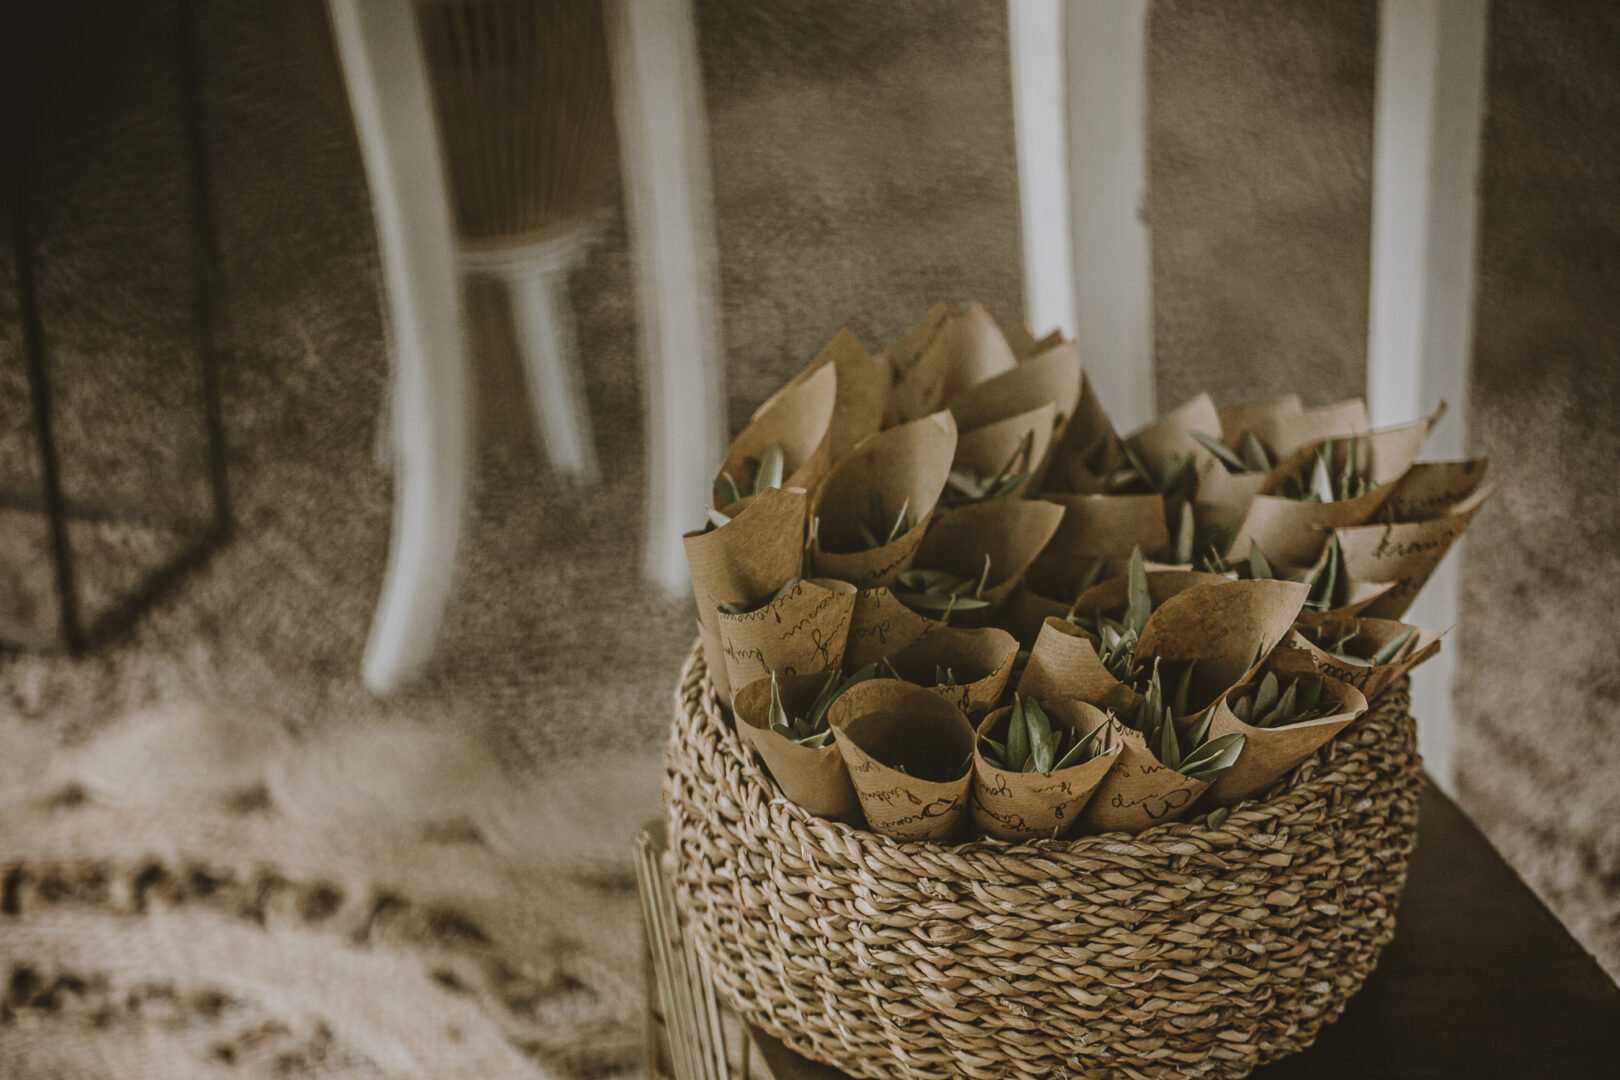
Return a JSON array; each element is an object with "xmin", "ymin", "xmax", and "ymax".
[
  {"xmin": 1009, "ymin": 0, "xmax": 1078, "ymax": 341},
  {"xmin": 604, "ymin": 0, "xmax": 726, "ymax": 597},
  {"xmin": 1063, "ymin": 0, "xmax": 1155, "ymax": 428},
  {"xmin": 1367, "ymin": 0, "xmax": 1489, "ymax": 792}
]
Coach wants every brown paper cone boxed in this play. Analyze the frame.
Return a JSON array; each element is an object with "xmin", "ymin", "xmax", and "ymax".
[
  {"xmin": 1327, "ymin": 577, "xmax": 1400, "ymax": 616},
  {"xmin": 714, "ymin": 363, "xmax": 836, "ymax": 511},
  {"xmin": 1285, "ymin": 612, "xmax": 1445, "ymax": 701},
  {"xmin": 829, "ymin": 680, "xmax": 976, "ymax": 842},
  {"xmin": 951, "ymin": 402, "xmax": 1057, "ymax": 504},
  {"xmin": 946, "ymin": 341, "xmax": 1083, "ymax": 434},
  {"xmin": 1203, "ymin": 653, "xmax": 1369, "ymax": 806},
  {"xmin": 913, "ymin": 498, "xmax": 1067, "ymax": 608},
  {"xmin": 1044, "ymin": 376, "xmax": 1122, "ymax": 491},
  {"xmin": 733, "ymin": 672, "xmax": 862, "ymax": 822},
  {"xmin": 1032, "ymin": 493, "xmax": 1169, "ymax": 569},
  {"xmin": 1016, "ymin": 617, "xmax": 1141, "ymax": 712},
  {"xmin": 1192, "ymin": 465, "xmax": 1270, "ymax": 531},
  {"xmin": 1136, "ymin": 579, "xmax": 1312, "ymax": 712},
  {"xmin": 1225, "ymin": 447, "xmax": 1398, "ymax": 566},
  {"xmin": 843, "ymin": 587, "xmax": 946, "ymax": 670},
  {"xmin": 886, "ymin": 626, "xmax": 1019, "ymax": 720},
  {"xmin": 1069, "ymin": 569, "xmax": 1232, "ymax": 630},
  {"xmin": 1381, "ymin": 458, "xmax": 1490, "ymax": 522},
  {"xmin": 1253, "ymin": 397, "xmax": 1369, "ymax": 458},
  {"xmin": 752, "ymin": 329, "xmax": 890, "ymax": 466},
  {"xmin": 810, "ymin": 411, "xmax": 958, "ymax": 588},
  {"xmin": 934, "ymin": 302, "xmax": 1019, "ymax": 401},
  {"xmin": 684, "ymin": 486, "xmax": 810, "ymax": 701},
  {"xmin": 1128, "ymin": 393, "xmax": 1222, "ymax": 477},
  {"xmin": 717, "ymin": 578, "xmax": 858, "ymax": 700},
  {"xmin": 1335, "ymin": 484, "xmax": 1493, "ymax": 619},
  {"xmin": 1001, "ymin": 318, "xmax": 1065, "ymax": 360},
  {"xmin": 881, "ymin": 302, "xmax": 951, "ymax": 426},
  {"xmin": 1077, "ymin": 722, "xmax": 1208, "ymax": 834},
  {"xmin": 970, "ymin": 699, "xmax": 1119, "ymax": 841},
  {"xmin": 1355, "ymin": 409, "xmax": 1444, "ymax": 486},
  {"xmin": 993, "ymin": 586, "xmax": 1072, "ymax": 649}
]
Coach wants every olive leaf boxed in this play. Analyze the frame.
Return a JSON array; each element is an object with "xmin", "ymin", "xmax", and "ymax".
[
  {"xmin": 1279, "ymin": 440, "xmax": 1370, "ymax": 503},
  {"xmin": 939, "ymin": 430, "xmax": 1034, "ymax": 512},
  {"xmin": 1247, "ymin": 539, "xmax": 1274, "ymax": 581},
  {"xmin": 1205, "ymin": 806, "xmax": 1230, "ymax": 829},
  {"xmin": 1228, "ymin": 671, "xmax": 1338, "ymax": 729},
  {"xmin": 1068, "ymin": 546, "xmax": 1152, "ymax": 684},
  {"xmin": 980, "ymin": 696, "xmax": 1110, "ymax": 774},
  {"xmin": 1122, "ymin": 661, "xmax": 1239, "ymax": 780},
  {"xmin": 893, "ymin": 554, "xmax": 993, "ymax": 623},
  {"xmin": 1096, "ymin": 434, "xmax": 1197, "ymax": 497},
  {"xmin": 766, "ymin": 664, "xmax": 880, "ymax": 747},
  {"xmin": 1178, "ymin": 731, "xmax": 1246, "ymax": 782},
  {"xmin": 715, "ymin": 440, "xmax": 787, "ymax": 510},
  {"xmin": 1301, "ymin": 533, "xmax": 1344, "ymax": 612},
  {"xmin": 1192, "ymin": 429, "xmax": 1274, "ymax": 476},
  {"xmin": 1302, "ymin": 622, "xmax": 1415, "ymax": 668},
  {"xmin": 856, "ymin": 494, "xmax": 912, "ymax": 550}
]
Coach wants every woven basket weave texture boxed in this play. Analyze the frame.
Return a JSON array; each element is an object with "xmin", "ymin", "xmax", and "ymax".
[{"xmin": 665, "ymin": 644, "xmax": 1423, "ymax": 1080}]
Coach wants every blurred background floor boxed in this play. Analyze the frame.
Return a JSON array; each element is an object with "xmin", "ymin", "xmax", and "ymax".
[{"xmin": 0, "ymin": 1, "xmax": 1616, "ymax": 1077}]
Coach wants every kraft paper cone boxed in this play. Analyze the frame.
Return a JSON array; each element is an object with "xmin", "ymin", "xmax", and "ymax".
[
  {"xmin": 753, "ymin": 329, "xmax": 889, "ymax": 465},
  {"xmin": 1325, "ymin": 576, "xmax": 1400, "ymax": 616},
  {"xmin": 886, "ymin": 625, "xmax": 1019, "ymax": 721},
  {"xmin": 1335, "ymin": 484, "xmax": 1493, "ymax": 620},
  {"xmin": 994, "ymin": 586, "xmax": 1073, "ymax": 648},
  {"xmin": 733, "ymin": 672, "xmax": 862, "ymax": 823},
  {"xmin": 717, "ymin": 578, "xmax": 858, "ymax": 700},
  {"xmin": 684, "ymin": 486, "xmax": 810, "ymax": 701},
  {"xmin": 1128, "ymin": 393, "xmax": 1222, "ymax": 479},
  {"xmin": 946, "ymin": 341, "xmax": 1083, "ymax": 434},
  {"xmin": 950, "ymin": 402, "xmax": 1057, "ymax": 504},
  {"xmin": 829, "ymin": 680, "xmax": 976, "ymax": 842},
  {"xmin": 1354, "ymin": 408, "xmax": 1445, "ymax": 486},
  {"xmin": 1077, "ymin": 722, "xmax": 1208, "ymax": 834},
  {"xmin": 1203, "ymin": 652, "xmax": 1368, "ymax": 806},
  {"xmin": 810, "ymin": 411, "xmax": 957, "ymax": 588},
  {"xmin": 1016, "ymin": 617, "xmax": 1141, "ymax": 713},
  {"xmin": 1069, "ymin": 569, "xmax": 1231, "ymax": 632},
  {"xmin": 1254, "ymin": 397, "xmax": 1369, "ymax": 458},
  {"xmin": 934, "ymin": 302, "xmax": 1019, "ymax": 402},
  {"xmin": 1286, "ymin": 612, "xmax": 1444, "ymax": 701},
  {"xmin": 714, "ymin": 363, "xmax": 836, "ymax": 511},
  {"xmin": 913, "ymin": 499, "xmax": 1066, "ymax": 608},
  {"xmin": 844, "ymin": 587, "xmax": 945, "ymax": 670},
  {"xmin": 882, "ymin": 302, "xmax": 951, "ymax": 426},
  {"xmin": 1001, "ymin": 319, "xmax": 1066, "ymax": 360},
  {"xmin": 1045, "ymin": 377, "xmax": 1123, "ymax": 492},
  {"xmin": 1381, "ymin": 458, "xmax": 1490, "ymax": 521},
  {"xmin": 970, "ymin": 699, "xmax": 1119, "ymax": 841},
  {"xmin": 1192, "ymin": 465, "xmax": 1270, "ymax": 531},
  {"xmin": 1225, "ymin": 435, "xmax": 1404, "ymax": 566},
  {"xmin": 1027, "ymin": 493, "xmax": 1169, "ymax": 596},
  {"xmin": 1135, "ymin": 579, "xmax": 1311, "ymax": 713}
]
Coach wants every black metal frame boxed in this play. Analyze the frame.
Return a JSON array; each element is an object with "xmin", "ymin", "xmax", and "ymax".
[{"xmin": 2, "ymin": 0, "xmax": 229, "ymax": 655}]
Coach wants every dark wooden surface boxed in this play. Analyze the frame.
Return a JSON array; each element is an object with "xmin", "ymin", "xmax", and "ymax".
[{"xmin": 749, "ymin": 781, "xmax": 1620, "ymax": 1079}]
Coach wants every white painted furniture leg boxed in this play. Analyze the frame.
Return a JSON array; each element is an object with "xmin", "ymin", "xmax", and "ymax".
[
  {"xmin": 1009, "ymin": 0, "xmax": 1078, "ymax": 341},
  {"xmin": 1064, "ymin": 0, "xmax": 1155, "ymax": 427},
  {"xmin": 464, "ymin": 230, "xmax": 601, "ymax": 484},
  {"xmin": 1367, "ymin": 0, "xmax": 1489, "ymax": 792},
  {"xmin": 603, "ymin": 0, "xmax": 725, "ymax": 597},
  {"xmin": 329, "ymin": 0, "xmax": 469, "ymax": 693}
]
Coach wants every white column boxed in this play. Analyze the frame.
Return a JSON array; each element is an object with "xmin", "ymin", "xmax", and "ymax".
[
  {"xmin": 604, "ymin": 0, "xmax": 726, "ymax": 597},
  {"xmin": 1063, "ymin": 0, "xmax": 1155, "ymax": 428},
  {"xmin": 1367, "ymin": 0, "xmax": 1489, "ymax": 792},
  {"xmin": 1009, "ymin": 0, "xmax": 1078, "ymax": 341}
]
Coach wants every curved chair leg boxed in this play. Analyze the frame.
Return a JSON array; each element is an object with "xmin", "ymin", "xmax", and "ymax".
[{"xmin": 328, "ymin": 0, "xmax": 469, "ymax": 693}]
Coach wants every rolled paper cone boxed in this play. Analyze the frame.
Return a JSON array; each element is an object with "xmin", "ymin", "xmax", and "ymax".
[
  {"xmin": 1252, "ymin": 396, "xmax": 1369, "ymax": 458},
  {"xmin": 810, "ymin": 411, "xmax": 958, "ymax": 588},
  {"xmin": 1285, "ymin": 612, "xmax": 1445, "ymax": 701},
  {"xmin": 713, "ymin": 362, "xmax": 836, "ymax": 511},
  {"xmin": 751, "ymin": 329, "xmax": 889, "ymax": 465},
  {"xmin": 946, "ymin": 341, "xmax": 1082, "ymax": 435},
  {"xmin": 993, "ymin": 586, "xmax": 1071, "ymax": 649},
  {"xmin": 1017, "ymin": 617, "xmax": 1140, "ymax": 713},
  {"xmin": 933, "ymin": 301, "xmax": 1019, "ymax": 402},
  {"xmin": 733, "ymin": 672, "xmax": 862, "ymax": 823},
  {"xmin": 843, "ymin": 587, "xmax": 945, "ymax": 670},
  {"xmin": 1353, "ymin": 407, "xmax": 1445, "ymax": 486},
  {"xmin": 881, "ymin": 302, "xmax": 951, "ymax": 426},
  {"xmin": 1001, "ymin": 318, "xmax": 1065, "ymax": 360},
  {"xmin": 1335, "ymin": 484, "xmax": 1493, "ymax": 620},
  {"xmin": 950, "ymin": 402, "xmax": 1057, "ymax": 505},
  {"xmin": 1216, "ymin": 395, "xmax": 1303, "ymax": 442},
  {"xmin": 1077, "ymin": 721, "xmax": 1207, "ymax": 834},
  {"xmin": 913, "ymin": 499, "xmax": 1067, "ymax": 608},
  {"xmin": 1203, "ymin": 652, "xmax": 1369, "ymax": 807},
  {"xmin": 1069, "ymin": 569, "xmax": 1231, "ymax": 629},
  {"xmin": 886, "ymin": 625, "xmax": 1019, "ymax": 721},
  {"xmin": 684, "ymin": 486, "xmax": 809, "ymax": 701},
  {"xmin": 1030, "ymin": 493, "xmax": 1169, "ymax": 581},
  {"xmin": 1192, "ymin": 463, "xmax": 1270, "ymax": 531},
  {"xmin": 1136, "ymin": 579, "xmax": 1311, "ymax": 714},
  {"xmin": 1225, "ymin": 476, "xmax": 1397, "ymax": 567},
  {"xmin": 717, "ymin": 578, "xmax": 858, "ymax": 700},
  {"xmin": 971, "ymin": 698, "xmax": 1119, "ymax": 841},
  {"xmin": 1381, "ymin": 458, "xmax": 1490, "ymax": 522},
  {"xmin": 1327, "ymin": 577, "xmax": 1400, "ymax": 616},
  {"xmin": 1045, "ymin": 376, "xmax": 1121, "ymax": 491},
  {"xmin": 1127, "ymin": 392, "xmax": 1221, "ymax": 478},
  {"xmin": 829, "ymin": 680, "xmax": 976, "ymax": 842}
]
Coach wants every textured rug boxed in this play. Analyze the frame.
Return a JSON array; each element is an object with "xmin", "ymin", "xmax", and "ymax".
[{"xmin": 3, "ymin": 1, "xmax": 1617, "ymax": 1078}]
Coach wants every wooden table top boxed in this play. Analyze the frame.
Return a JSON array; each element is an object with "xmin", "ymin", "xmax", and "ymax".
[{"xmin": 748, "ymin": 781, "xmax": 1620, "ymax": 1079}]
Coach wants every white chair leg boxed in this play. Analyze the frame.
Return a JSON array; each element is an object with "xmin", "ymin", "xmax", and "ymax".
[
  {"xmin": 488, "ymin": 237, "xmax": 600, "ymax": 484},
  {"xmin": 603, "ymin": 0, "xmax": 726, "ymax": 597},
  {"xmin": 328, "ymin": 0, "xmax": 469, "ymax": 694}
]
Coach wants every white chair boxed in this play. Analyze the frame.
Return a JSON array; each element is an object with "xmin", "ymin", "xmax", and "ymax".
[{"xmin": 327, "ymin": 0, "xmax": 723, "ymax": 692}]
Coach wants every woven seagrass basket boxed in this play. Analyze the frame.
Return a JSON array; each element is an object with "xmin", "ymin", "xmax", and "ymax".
[{"xmin": 665, "ymin": 642, "xmax": 1424, "ymax": 1080}]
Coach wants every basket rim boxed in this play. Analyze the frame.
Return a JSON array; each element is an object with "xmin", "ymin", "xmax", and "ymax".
[{"xmin": 675, "ymin": 638, "xmax": 1413, "ymax": 865}]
